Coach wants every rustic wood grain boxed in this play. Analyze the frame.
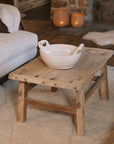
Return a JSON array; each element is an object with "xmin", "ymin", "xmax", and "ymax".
[
  {"xmin": 9, "ymin": 48, "xmax": 113, "ymax": 90},
  {"xmin": 18, "ymin": 81, "xmax": 27, "ymax": 122},
  {"xmin": 51, "ymin": 87, "xmax": 58, "ymax": 92},
  {"xmin": 76, "ymin": 89, "xmax": 85, "ymax": 136},
  {"xmin": 85, "ymin": 74, "xmax": 105, "ymax": 102},
  {"xmin": 25, "ymin": 98, "xmax": 76, "ymax": 114},
  {"xmin": 100, "ymin": 64, "xmax": 109, "ymax": 101}
]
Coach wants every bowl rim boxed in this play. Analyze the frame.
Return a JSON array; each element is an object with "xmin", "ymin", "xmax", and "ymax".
[{"xmin": 40, "ymin": 44, "xmax": 79, "ymax": 56}]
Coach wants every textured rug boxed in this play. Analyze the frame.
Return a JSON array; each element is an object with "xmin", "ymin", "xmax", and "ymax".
[
  {"xmin": 0, "ymin": 66, "xmax": 114, "ymax": 144},
  {"xmin": 94, "ymin": 130, "xmax": 114, "ymax": 144}
]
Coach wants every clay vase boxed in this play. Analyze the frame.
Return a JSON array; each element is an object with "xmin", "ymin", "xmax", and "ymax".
[{"xmin": 53, "ymin": 9, "xmax": 69, "ymax": 27}]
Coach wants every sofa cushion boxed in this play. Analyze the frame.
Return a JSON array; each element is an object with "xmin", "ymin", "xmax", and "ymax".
[
  {"xmin": 0, "ymin": 18, "xmax": 9, "ymax": 33},
  {"xmin": 0, "ymin": 30, "xmax": 38, "ymax": 65},
  {"xmin": 0, "ymin": 48, "xmax": 37, "ymax": 78},
  {"xmin": 0, "ymin": 7, "xmax": 14, "ymax": 32}
]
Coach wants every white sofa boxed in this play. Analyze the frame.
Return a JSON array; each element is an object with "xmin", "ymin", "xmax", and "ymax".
[{"xmin": 0, "ymin": 4, "xmax": 38, "ymax": 79}]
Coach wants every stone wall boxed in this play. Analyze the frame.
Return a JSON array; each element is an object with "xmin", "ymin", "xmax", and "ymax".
[
  {"xmin": 93, "ymin": 0, "xmax": 114, "ymax": 23},
  {"xmin": 51, "ymin": 0, "xmax": 114, "ymax": 23},
  {"xmin": 51, "ymin": 0, "xmax": 93, "ymax": 21}
]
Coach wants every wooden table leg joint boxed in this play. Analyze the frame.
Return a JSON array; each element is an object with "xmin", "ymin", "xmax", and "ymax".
[{"xmin": 85, "ymin": 73, "xmax": 105, "ymax": 102}]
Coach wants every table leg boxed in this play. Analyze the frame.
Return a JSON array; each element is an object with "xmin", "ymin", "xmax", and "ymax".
[
  {"xmin": 100, "ymin": 64, "xmax": 109, "ymax": 101},
  {"xmin": 75, "ymin": 89, "xmax": 85, "ymax": 136},
  {"xmin": 17, "ymin": 81, "xmax": 28, "ymax": 122}
]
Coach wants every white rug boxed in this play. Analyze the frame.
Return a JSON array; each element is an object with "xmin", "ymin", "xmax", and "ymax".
[
  {"xmin": 0, "ymin": 66, "xmax": 114, "ymax": 144},
  {"xmin": 94, "ymin": 130, "xmax": 114, "ymax": 144},
  {"xmin": 83, "ymin": 30, "xmax": 114, "ymax": 46}
]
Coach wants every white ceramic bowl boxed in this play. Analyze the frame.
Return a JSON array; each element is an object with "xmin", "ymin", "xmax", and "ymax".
[{"xmin": 38, "ymin": 40, "xmax": 84, "ymax": 69}]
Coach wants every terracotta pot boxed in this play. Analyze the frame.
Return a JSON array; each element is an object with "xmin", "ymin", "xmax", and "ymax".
[
  {"xmin": 71, "ymin": 13, "xmax": 84, "ymax": 28},
  {"xmin": 53, "ymin": 9, "xmax": 69, "ymax": 27}
]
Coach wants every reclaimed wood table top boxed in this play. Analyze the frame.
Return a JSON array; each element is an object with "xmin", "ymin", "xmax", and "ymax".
[{"xmin": 9, "ymin": 47, "xmax": 113, "ymax": 90}]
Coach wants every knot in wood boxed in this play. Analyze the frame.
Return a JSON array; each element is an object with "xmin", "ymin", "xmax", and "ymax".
[{"xmin": 76, "ymin": 102, "xmax": 81, "ymax": 109}]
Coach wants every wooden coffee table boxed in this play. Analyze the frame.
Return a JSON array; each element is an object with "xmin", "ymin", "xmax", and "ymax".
[{"xmin": 9, "ymin": 47, "xmax": 113, "ymax": 136}]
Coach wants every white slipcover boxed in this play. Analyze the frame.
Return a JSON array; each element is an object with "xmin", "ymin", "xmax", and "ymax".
[
  {"xmin": 0, "ymin": 31, "xmax": 38, "ymax": 65},
  {"xmin": 0, "ymin": 4, "xmax": 20, "ymax": 32},
  {"xmin": 0, "ymin": 4, "xmax": 38, "ymax": 78},
  {"xmin": 0, "ymin": 48, "xmax": 37, "ymax": 78}
]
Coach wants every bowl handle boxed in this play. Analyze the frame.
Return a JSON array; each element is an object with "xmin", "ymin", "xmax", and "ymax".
[
  {"xmin": 73, "ymin": 44, "xmax": 84, "ymax": 55},
  {"xmin": 38, "ymin": 40, "xmax": 50, "ymax": 49}
]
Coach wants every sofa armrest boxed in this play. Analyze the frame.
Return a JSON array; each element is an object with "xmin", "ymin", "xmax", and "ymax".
[{"xmin": 0, "ymin": 3, "xmax": 21, "ymax": 32}]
